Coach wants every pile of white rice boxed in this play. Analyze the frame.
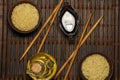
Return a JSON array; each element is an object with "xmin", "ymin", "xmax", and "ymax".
[
  {"xmin": 81, "ymin": 54, "xmax": 110, "ymax": 80},
  {"xmin": 11, "ymin": 3, "xmax": 39, "ymax": 31}
]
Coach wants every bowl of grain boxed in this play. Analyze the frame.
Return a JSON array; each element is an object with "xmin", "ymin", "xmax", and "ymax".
[
  {"xmin": 79, "ymin": 53, "xmax": 113, "ymax": 80},
  {"xmin": 8, "ymin": 1, "xmax": 41, "ymax": 34}
]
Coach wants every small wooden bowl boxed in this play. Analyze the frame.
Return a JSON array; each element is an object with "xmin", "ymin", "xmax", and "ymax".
[
  {"xmin": 59, "ymin": 2, "xmax": 79, "ymax": 38},
  {"xmin": 79, "ymin": 52, "xmax": 113, "ymax": 80},
  {"xmin": 8, "ymin": 1, "xmax": 41, "ymax": 34}
]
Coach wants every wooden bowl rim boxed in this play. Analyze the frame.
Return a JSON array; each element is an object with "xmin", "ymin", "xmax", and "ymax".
[
  {"xmin": 79, "ymin": 52, "xmax": 113, "ymax": 80},
  {"xmin": 8, "ymin": 1, "xmax": 41, "ymax": 34}
]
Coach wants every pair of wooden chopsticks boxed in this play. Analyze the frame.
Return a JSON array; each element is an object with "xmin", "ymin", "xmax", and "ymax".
[
  {"xmin": 19, "ymin": 0, "xmax": 63, "ymax": 61},
  {"xmin": 54, "ymin": 13, "xmax": 103, "ymax": 79}
]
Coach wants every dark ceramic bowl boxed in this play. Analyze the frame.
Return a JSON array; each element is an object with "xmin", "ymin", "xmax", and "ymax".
[
  {"xmin": 79, "ymin": 52, "xmax": 113, "ymax": 80},
  {"xmin": 59, "ymin": 2, "xmax": 79, "ymax": 38},
  {"xmin": 8, "ymin": 1, "xmax": 41, "ymax": 34}
]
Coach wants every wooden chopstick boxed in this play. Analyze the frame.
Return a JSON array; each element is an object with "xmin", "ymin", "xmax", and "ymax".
[
  {"xmin": 37, "ymin": 0, "xmax": 63, "ymax": 53},
  {"xmin": 19, "ymin": 0, "xmax": 63, "ymax": 61},
  {"xmin": 64, "ymin": 16, "xmax": 103, "ymax": 79},
  {"xmin": 54, "ymin": 13, "xmax": 93, "ymax": 79}
]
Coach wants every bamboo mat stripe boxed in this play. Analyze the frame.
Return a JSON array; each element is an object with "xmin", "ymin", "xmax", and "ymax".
[{"xmin": 0, "ymin": 0, "xmax": 120, "ymax": 80}]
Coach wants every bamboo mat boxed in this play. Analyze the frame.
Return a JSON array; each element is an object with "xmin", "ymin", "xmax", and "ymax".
[{"xmin": 0, "ymin": 0, "xmax": 120, "ymax": 80}]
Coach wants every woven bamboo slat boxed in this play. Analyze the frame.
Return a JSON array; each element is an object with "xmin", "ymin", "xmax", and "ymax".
[{"xmin": 0, "ymin": 0, "xmax": 119, "ymax": 80}]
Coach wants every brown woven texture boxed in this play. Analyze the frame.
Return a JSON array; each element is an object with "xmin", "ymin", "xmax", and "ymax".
[{"xmin": 0, "ymin": 0, "xmax": 120, "ymax": 80}]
